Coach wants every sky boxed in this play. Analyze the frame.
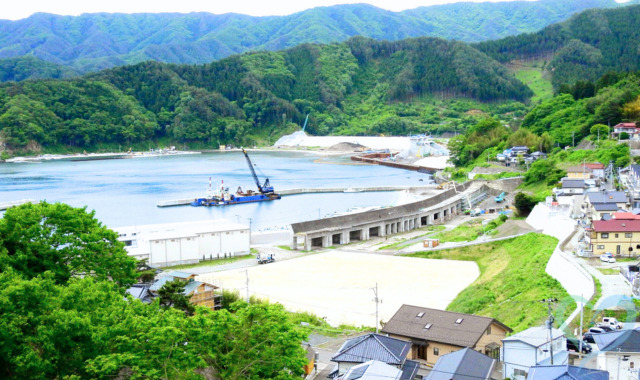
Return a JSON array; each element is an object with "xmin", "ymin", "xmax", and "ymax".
[{"xmin": 2, "ymin": 0, "xmax": 542, "ymax": 20}]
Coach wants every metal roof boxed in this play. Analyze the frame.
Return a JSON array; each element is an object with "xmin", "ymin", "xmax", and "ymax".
[
  {"xmin": 561, "ymin": 179, "xmax": 586, "ymax": 189},
  {"xmin": 502, "ymin": 326, "xmax": 565, "ymax": 348},
  {"xmin": 426, "ymin": 347, "xmax": 495, "ymax": 380},
  {"xmin": 381, "ymin": 305, "xmax": 511, "ymax": 348},
  {"xmin": 593, "ymin": 329, "xmax": 640, "ymax": 352},
  {"xmin": 593, "ymin": 203, "xmax": 621, "ymax": 211},
  {"xmin": 592, "ymin": 219, "xmax": 640, "ymax": 232},
  {"xmin": 331, "ymin": 333, "xmax": 411, "ymax": 365},
  {"xmin": 340, "ymin": 360, "xmax": 402, "ymax": 380},
  {"xmin": 527, "ymin": 365, "xmax": 609, "ymax": 380},
  {"xmin": 587, "ymin": 191, "xmax": 628, "ymax": 204}
]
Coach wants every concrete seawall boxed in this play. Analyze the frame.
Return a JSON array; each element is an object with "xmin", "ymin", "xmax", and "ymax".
[{"xmin": 157, "ymin": 185, "xmax": 438, "ymax": 207}]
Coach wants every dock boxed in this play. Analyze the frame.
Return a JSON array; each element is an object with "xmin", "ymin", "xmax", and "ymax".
[
  {"xmin": 0, "ymin": 199, "xmax": 36, "ymax": 211},
  {"xmin": 156, "ymin": 185, "xmax": 437, "ymax": 207}
]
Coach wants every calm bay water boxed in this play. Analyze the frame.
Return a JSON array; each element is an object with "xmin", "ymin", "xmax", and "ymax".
[{"xmin": 0, "ymin": 151, "xmax": 431, "ymax": 230}]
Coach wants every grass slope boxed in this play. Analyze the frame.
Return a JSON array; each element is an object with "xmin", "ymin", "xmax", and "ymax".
[
  {"xmin": 405, "ymin": 233, "xmax": 574, "ymax": 332},
  {"xmin": 509, "ymin": 62, "xmax": 554, "ymax": 104}
]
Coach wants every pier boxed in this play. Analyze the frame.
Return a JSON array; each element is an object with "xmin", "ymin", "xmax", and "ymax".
[
  {"xmin": 0, "ymin": 199, "xmax": 35, "ymax": 211},
  {"xmin": 156, "ymin": 185, "xmax": 438, "ymax": 207}
]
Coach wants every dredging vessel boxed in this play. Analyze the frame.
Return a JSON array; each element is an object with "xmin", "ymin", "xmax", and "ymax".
[{"xmin": 191, "ymin": 149, "xmax": 281, "ymax": 207}]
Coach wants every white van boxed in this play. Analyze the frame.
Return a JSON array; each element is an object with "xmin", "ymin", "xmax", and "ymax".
[{"xmin": 602, "ymin": 317, "xmax": 623, "ymax": 329}]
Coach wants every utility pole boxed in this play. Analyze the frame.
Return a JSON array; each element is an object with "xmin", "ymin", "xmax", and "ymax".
[
  {"xmin": 572, "ymin": 131, "xmax": 575, "ymax": 148},
  {"xmin": 245, "ymin": 270, "xmax": 250, "ymax": 303},
  {"xmin": 579, "ymin": 293, "xmax": 584, "ymax": 358},
  {"xmin": 371, "ymin": 283, "xmax": 382, "ymax": 333},
  {"xmin": 541, "ymin": 298, "xmax": 558, "ymax": 364}
]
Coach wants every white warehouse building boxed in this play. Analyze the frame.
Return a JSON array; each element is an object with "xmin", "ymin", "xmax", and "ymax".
[{"xmin": 114, "ymin": 220, "xmax": 250, "ymax": 267}]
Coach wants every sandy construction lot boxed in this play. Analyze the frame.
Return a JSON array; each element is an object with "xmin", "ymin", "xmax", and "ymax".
[{"xmin": 198, "ymin": 251, "xmax": 479, "ymax": 327}]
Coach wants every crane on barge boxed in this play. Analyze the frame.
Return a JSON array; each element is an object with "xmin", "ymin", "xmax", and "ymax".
[{"xmin": 191, "ymin": 149, "xmax": 280, "ymax": 206}]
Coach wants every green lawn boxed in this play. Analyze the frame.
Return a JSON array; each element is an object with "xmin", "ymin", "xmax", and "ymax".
[
  {"xmin": 405, "ymin": 233, "xmax": 573, "ymax": 332},
  {"xmin": 159, "ymin": 254, "xmax": 253, "ymax": 270},
  {"xmin": 597, "ymin": 268, "xmax": 620, "ymax": 275},
  {"xmin": 430, "ymin": 217, "xmax": 506, "ymax": 243}
]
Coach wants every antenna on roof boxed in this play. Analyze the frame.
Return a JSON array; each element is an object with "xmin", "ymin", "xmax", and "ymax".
[{"xmin": 371, "ymin": 283, "xmax": 382, "ymax": 333}]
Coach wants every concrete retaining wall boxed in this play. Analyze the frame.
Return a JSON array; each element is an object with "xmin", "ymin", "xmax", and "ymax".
[{"xmin": 291, "ymin": 182, "xmax": 474, "ymax": 234}]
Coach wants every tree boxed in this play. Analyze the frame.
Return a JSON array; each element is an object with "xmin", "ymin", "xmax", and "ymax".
[
  {"xmin": 590, "ymin": 123, "xmax": 609, "ymax": 140},
  {"xmin": 0, "ymin": 202, "xmax": 137, "ymax": 287},
  {"xmin": 514, "ymin": 192, "xmax": 538, "ymax": 217},
  {"xmin": 158, "ymin": 278, "xmax": 196, "ymax": 315}
]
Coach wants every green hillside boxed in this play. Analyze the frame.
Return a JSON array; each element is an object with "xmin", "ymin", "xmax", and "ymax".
[
  {"xmin": 0, "ymin": 0, "xmax": 627, "ymax": 75},
  {"xmin": 0, "ymin": 37, "xmax": 531, "ymax": 153},
  {"xmin": 476, "ymin": 3, "xmax": 640, "ymax": 89}
]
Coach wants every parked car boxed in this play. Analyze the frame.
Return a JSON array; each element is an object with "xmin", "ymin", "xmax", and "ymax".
[
  {"xmin": 588, "ymin": 327, "xmax": 606, "ymax": 334},
  {"xmin": 583, "ymin": 332, "xmax": 596, "ymax": 344},
  {"xmin": 595, "ymin": 324, "xmax": 615, "ymax": 332},
  {"xmin": 600, "ymin": 252, "xmax": 616, "ymax": 263},
  {"xmin": 567, "ymin": 338, "xmax": 592, "ymax": 353},
  {"xmin": 602, "ymin": 317, "xmax": 623, "ymax": 329}
]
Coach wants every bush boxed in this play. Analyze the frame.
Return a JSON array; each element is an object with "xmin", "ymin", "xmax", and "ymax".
[{"xmin": 514, "ymin": 192, "xmax": 537, "ymax": 216}]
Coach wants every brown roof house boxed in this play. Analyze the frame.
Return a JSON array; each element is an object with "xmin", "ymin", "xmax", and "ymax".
[{"xmin": 381, "ymin": 305, "xmax": 512, "ymax": 365}]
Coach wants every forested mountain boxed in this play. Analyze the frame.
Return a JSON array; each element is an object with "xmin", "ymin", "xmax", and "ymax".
[
  {"xmin": 0, "ymin": 0, "xmax": 627, "ymax": 75},
  {"xmin": 476, "ymin": 3, "xmax": 640, "ymax": 89},
  {"xmin": 0, "ymin": 56, "xmax": 78, "ymax": 82},
  {"xmin": 0, "ymin": 37, "xmax": 531, "ymax": 152}
]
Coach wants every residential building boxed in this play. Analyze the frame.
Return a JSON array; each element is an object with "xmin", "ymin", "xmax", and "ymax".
[
  {"xmin": 337, "ymin": 360, "xmax": 402, "ymax": 380},
  {"xmin": 329, "ymin": 333, "xmax": 420, "ymax": 380},
  {"xmin": 526, "ymin": 364, "xmax": 609, "ymax": 380},
  {"xmin": 501, "ymin": 326, "xmax": 567, "ymax": 380},
  {"xmin": 630, "ymin": 165, "xmax": 640, "ymax": 188},
  {"xmin": 561, "ymin": 179, "xmax": 586, "ymax": 195},
  {"xmin": 593, "ymin": 329, "xmax": 640, "ymax": 380},
  {"xmin": 583, "ymin": 163, "xmax": 605, "ymax": 180},
  {"xmin": 149, "ymin": 271, "xmax": 221, "ymax": 309},
  {"xmin": 425, "ymin": 347, "xmax": 495, "ymax": 380},
  {"xmin": 612, "ymin": 122, "xmax": 639, "ymax": 139},
  {"xmin": 567, "ymin": 166, "xmax": 592, "ymax": 179},
  {"xmin": 587, "ymin": 219, "xmax": 640, "ymax": 256},
  {"xmin": 592, "ymin": 203, "xmax": 623, "ymax": 220},
  {"xmin": 381, "ymin": 305, "xmax": 511, "ymax": 365},
  {"xmin": 584, "ymin": 191, "xmax": 629, "ymax": 220},
  {"xmin": 115, "ymin": 220, "xmax": 250, "ymax": 267}
]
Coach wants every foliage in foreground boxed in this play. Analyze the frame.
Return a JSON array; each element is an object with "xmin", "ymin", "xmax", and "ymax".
[
  {"xmin": 405, "ymin": 233, "xmax": 573, "ymax": 332},
  {"xmin": 0, "ymin": 271, "xmax": 308, "ymax": 379},
  {"xmin": 0, "ymin": 201, "xmax": 138, "ymax": 287}
]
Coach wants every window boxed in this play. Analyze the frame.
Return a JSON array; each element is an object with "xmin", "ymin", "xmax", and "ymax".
[
  {"xmin": 433, "ymin": 347, "xmax": 439, "ymax": 356},
  {"xmin": 455, "ymin": 318, "xmax": 464, "ymax": 324},
  {"xmin": 615, "ymin": 234, "xmax": 619, "ymax": 238},
  {"xmin": 601, "ymin": 233, "xmax": 609, "ymax": 239},
  {"xmin": 416, "ymin": 312, "xmax": 425, "ymax": 318},
  {"xmin": 597, "ymin": 245, "xmax": 605, "ymax": 249},
  {"xmin": 626, "ymin": 233, "xmax": 633, "ymax": 238},
  {"xmin": 486, "ymin": 326, "xmax": 491, "ymax": 335},
  {"xmin": 424, "ymin": 323, "xmax": 432, "ymax": 329},
  {"xmin": 514, "ymin": 368, "xmax": 527, "ymax": 378}
]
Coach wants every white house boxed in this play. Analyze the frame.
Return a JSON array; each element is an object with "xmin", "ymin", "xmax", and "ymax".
[
  {"xmin": 114, "ymin": 219, "xmax": 250, "ymax": 267},
  {"xmin": 502, "ymin": 326, "xmax": 567, "ymax": 380},
  {"xmin": 593, "ymin": 329, "xmax": 640, "ymax": 380}
]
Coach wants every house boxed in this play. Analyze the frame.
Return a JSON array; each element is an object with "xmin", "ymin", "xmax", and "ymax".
[
  {"xmin": 593, "ymin": 329, "xmax": 640, "ymax": 380},
  {"xmin": 583, "ymin": 163, "xmax": 605, "ymax": 180},
  {"xmin": 526, "ymin": 364, "xmax": 609, "ymax": 380},
  {"xmin": 502, "ymin": 326, "xmax": 567, "ymax": 380},
  {"xmin": 585, "ymin": 191, "xmax": 629, "ymax": 220},
  {"xmin": 381, "ymin": 305, "xmax": 512, "ymax": 365},
  {"xmin": 612, "ymin": 122, "xmax": 639, "ymax": 139},
  {"xmin": 425, "ymin": 347, "xmax": 496, "ymax": 380},
  {"xmin": 125, "ymin": 283, "xmax": 154, "ymax": 304},
  {"xmin": 588, "ymin": 219, "xmax": 640, "ymax": 256},
  {"xmin": 560, "ymin": 179, "xmax": 586, "ymax": 195},
  {"xmin": 329, "ymin": 333, "xmax": 420, "ymax": 380},
  {"xmin": 337, "ymin": 360, "xmax": 402, "ymax": 380},
  {"xmin": 592, "ymin": 203, "xmax": 623, "ymax": 220},
  {"xmin": 567, "ymin": 166, "xmax": 592, "ymax": 179},
  {"xmin": 630, "ymin": 165, "xmax": 640, "ymax": 188},
  {"xmin": 149, "ymin": 271, "xmax": 222, "ymax": 309}
]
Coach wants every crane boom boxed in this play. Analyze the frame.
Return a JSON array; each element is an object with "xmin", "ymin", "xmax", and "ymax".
[{"xmin": 242, "ymin": 148, "xmax": 274, "ymax": 194}]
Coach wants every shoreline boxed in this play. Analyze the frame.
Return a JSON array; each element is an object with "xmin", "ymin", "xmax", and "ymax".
[{"xmin": 4, "ymin": 150, "xmax": 201, "ymax": 163}]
